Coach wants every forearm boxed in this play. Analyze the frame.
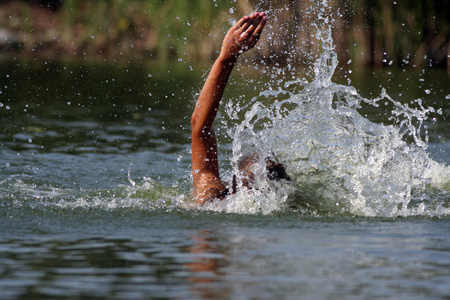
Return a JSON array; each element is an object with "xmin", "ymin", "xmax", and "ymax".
[
  {"xmin": 191, "ymin": 53, "xmax": 238, "ymax": 133},
  {"xmin": 191, "ymin": 12, "xmax": 266, "ymax": 133}
]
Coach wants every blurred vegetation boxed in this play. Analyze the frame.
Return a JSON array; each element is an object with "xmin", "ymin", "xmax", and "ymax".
[{"xmin": 0, "ymin": 0, "xmax": 448, "ymax": 70}]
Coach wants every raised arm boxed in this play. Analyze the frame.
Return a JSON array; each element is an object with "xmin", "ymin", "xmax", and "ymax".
[{"xmin": 191, "ymin": 12, "xmax": 267, "ymax": 204}]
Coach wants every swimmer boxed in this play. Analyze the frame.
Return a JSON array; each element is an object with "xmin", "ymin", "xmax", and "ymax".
[{"xmin": 191, "ymin": 12, "xmax": 290, "ymax": 204}]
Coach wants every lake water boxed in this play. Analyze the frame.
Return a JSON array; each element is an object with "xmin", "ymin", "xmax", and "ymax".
[{"xmin": 1, "ymin": 35, "xmax": 450, "ymax": 300}]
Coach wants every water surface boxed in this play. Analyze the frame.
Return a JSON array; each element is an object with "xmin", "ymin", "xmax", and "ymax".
[{"xmin": 1, "ymin": 45, "xmax": 449, "ymax": 299}]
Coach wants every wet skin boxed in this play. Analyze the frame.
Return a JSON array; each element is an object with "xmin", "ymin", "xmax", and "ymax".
[{"xmin": 191, "ymin": 12, "xmax": 267, "ymax": 204}]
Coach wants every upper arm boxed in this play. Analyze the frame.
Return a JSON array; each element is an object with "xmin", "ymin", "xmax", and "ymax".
[{"xmin": 191, "ymin": 115, "xmax": 220, "ymax": 181}]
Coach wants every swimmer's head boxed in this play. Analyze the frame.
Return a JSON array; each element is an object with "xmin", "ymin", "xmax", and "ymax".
[
  {"xmin": 238, "ymin": 153, "xmax": 290, "ymax": 188},
  {"xmin": 265, "ymin": 157, "xmax": 291, "ymax": 182}
]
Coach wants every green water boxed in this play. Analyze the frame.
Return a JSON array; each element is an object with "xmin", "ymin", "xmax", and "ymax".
[
  {"xmin": 1, "ymin": 209, "xmax": 449, "ymax": 299},
  {"xmin": 0, "ymin": 61, "xmax": 449, "ymax": 299}
]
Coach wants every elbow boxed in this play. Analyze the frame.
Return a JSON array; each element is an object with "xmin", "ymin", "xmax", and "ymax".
[
  {"xmin": 191, "ymin": 114, "xmax": 200, "ymax": 137},
  {"xmin": 191, "ymin": 113, "xmax": 198, "ymax": 131},
  {"xmin": 191, "ymin": 114, "xmax": 204, "ymax": 139},
  {"xmin": 191, "ymin": 115, "xmax": 212, "ymax": 141}
]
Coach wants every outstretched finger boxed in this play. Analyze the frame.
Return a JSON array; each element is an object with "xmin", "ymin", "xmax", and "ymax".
[
  {"xmin": 252, "ymin": 14, "xmax": 266, "ymax": 36},
  {"xmin": 233, "ymin": 15, "xmax": 250, "ymax": 30},
  {"xmin": 238, "ymin": 13, "xmax": 265, "ymax": 41},
  {"xmin": 244, "ymin": 16, "xmax": 263, "ymax": 36},
  {"xmin": 236, "ymin": 12, "xmax": 259, "ymax": 33},
  {"xmin": 247, "ymin": 15, "xmax": 267, "ymax": 47}
]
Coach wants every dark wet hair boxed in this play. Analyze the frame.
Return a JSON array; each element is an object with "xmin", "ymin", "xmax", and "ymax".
[
  {"xmin": 237, "ymin": 153, "xmax": 290, "ymax": 189},
  {"xmin": 265, "ymin": 158, "xmax": 291, "ymax": 181}
]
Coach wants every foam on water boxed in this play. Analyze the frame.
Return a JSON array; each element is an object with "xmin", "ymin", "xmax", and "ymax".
[{"xmin": 0, "ymin": 175, "xmax": 189, "ymax": 213}]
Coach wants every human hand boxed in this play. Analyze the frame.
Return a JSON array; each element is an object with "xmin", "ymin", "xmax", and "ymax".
[{"xmin": 220, "ymin": 12, "xmax": 267, "ymax": 60}]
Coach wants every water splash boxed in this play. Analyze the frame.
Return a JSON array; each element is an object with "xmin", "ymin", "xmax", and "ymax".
[
  {"xmin": 2, "ymin": 2, "xmax": 447, "ymax": 218},
  {"xmin": 212, "ymin": 2, "xmax": 450, "ymax": 217}
]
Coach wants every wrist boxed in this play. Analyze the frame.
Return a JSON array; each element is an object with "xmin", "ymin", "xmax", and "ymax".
[{"xmin": 218, "ymin": 50, "xmax": 239, "ymax": 65}]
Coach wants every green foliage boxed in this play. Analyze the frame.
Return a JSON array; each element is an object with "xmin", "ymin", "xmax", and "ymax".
[
  {"xmin": 58, "ymin": 0, "xmax": 234, "ymax": 62},
  {"xmin": 0, "ymin": 0, "xmax": 448, "ymax": 69}
]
